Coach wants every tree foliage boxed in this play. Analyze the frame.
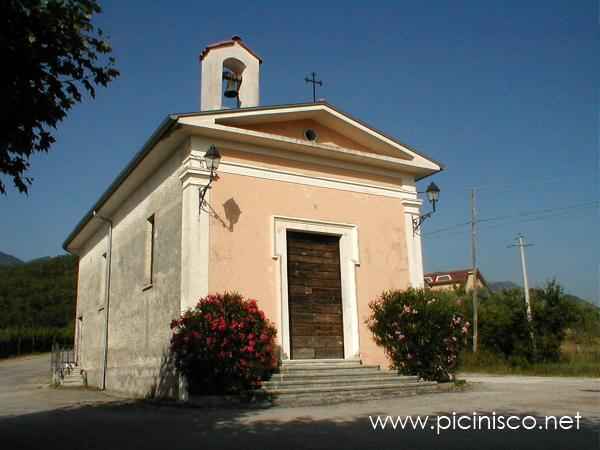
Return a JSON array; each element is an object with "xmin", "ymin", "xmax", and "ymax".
[
  {"xmin": 531, "ymin": 281, "xmax": 579, "ymax": 361},
  {"xmin": 0, "ymin": 254, "xmax": 77, "ymax": 329},
  {"xmin": 458, "ymin": 280, "xmax": 593, "ymax": 364},
  {"xmin": 1, "ymin": 0, "xmax": 119, "ymax": 194},
  {"xmin": 0, "ymin": 254, "xmax": 77, "ymax": 358}
]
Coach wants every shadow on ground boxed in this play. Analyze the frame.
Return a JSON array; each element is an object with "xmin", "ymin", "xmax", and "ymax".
[{"xmin": 0, "ymin": 401, "xmax": 597, "ymax": 450}]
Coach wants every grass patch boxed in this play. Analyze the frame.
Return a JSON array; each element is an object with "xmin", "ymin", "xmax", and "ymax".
[{"xmin": 459, "ymin": 349, "xmax": 600, "ymax": 378}]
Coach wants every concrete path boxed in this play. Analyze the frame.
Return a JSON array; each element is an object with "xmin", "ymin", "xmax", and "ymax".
[
  {"xmin": 0, "ymin": 355, "xmax": 598, "ymax": 449},
  {"xmin": 0, "ymin": 354, "xmax": 112, "ymax": 418}
]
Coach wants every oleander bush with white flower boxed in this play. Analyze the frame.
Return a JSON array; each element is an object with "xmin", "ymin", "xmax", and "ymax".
[{"xmin": 367, "ymin": 288, "xmax": 469, "ymax": 382}]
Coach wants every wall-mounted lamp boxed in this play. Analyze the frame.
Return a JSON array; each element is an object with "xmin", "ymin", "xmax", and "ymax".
[
  {"xmin": 199, "ymin": 145, "xmax": 222, "ymax": 210},
  {"xmin": 412, "ymin": 182, "xmax": 440, "ymax": 234}
]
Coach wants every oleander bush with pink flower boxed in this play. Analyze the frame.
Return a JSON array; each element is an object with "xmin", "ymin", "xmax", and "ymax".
[
  {"xmin": 367, "ymin": 288, "xmax": 469, "ymax": 382},
  {"xmin": 170, "ymin": 292, "xmax": 278, "ymax": 395}
]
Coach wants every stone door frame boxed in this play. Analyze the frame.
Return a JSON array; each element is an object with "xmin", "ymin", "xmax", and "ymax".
[{"xmin": 273, "ymin": 216, "xmax": 360, "ymax": 360}]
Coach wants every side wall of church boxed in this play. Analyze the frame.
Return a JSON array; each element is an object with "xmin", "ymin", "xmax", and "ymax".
[{"xmin": 75, "ymin": 145, "xmax": 185, "ymax": 397}]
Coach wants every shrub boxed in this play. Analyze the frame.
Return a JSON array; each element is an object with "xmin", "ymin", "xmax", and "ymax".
[
  {"xmin": 170, "ymin": 292, "xmax": 277, "ymax": 395},
  {"xmin": 367, "ymin": 289, "xmax": 469, "ymax": 381}
]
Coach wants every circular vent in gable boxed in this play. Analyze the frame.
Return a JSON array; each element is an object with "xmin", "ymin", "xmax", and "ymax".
[{"xmin": 304, "ymin": 129, "xmax": 318, "ymax": 142}]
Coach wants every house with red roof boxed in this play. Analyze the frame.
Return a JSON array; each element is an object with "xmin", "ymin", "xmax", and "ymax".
[{"xmin": 424, "ymin": 269, "xmax": 489, "ymax": 293}]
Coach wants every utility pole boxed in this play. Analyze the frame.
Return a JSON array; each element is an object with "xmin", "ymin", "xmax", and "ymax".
[
  {"xmin": 509, "ymin": 234, "xmax": 536, "ymax": 352},
  {"xmin": 471, "ymin": 188, "xmax": 478, "ymax": 353}
]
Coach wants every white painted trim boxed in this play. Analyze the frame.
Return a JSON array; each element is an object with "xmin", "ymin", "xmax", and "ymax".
[
  {"xmin": 317, "ymin": 105, "xmax": 438, "ymax": 168},
  {"xmin": 401, "ymin": 198, "xmax": 425, "ymax": 288},
  {"xmin": 183, "ymin": 122, "xmax": 435, "ymax": 174},
  {"xmin": 179, "ymin": 150, "xmax": 212, "ymax": 312},
  {"xmin": 272, "ymin": 216, "xmax": 360, "ymax": 361},
  {"xmin": 193, "ymin": 135, "xmax": 416, "ymax": 184},
  {"xmin": 220, "ymin": 160, "xmax": 414, "ymax": 199},
  {"xmin": 180, "ymin": 103, "xmax": 441, "ymax": 171}
]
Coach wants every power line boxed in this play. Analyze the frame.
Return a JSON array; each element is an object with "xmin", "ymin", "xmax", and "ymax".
[
  {"xmin": 477, "ymin": 201, "xmax": 599, "ymax": 225},
  {"xmin": 478, "ymin": 208, "xmax": 595, "ymax": 233},
  {"xmin": 418, "ymin": 220, "xmax": 472, "ymax": 236},
  {"xmin": 427, "ymin": 173, "xmax": 597, "ymax": 200},
  {"xmin": 422, "ymin": 207, "xmax": 596, "ymax": 240},
  {"xmin": 422, "ymin": 201, "xmax": 598, "ymax": 237}
]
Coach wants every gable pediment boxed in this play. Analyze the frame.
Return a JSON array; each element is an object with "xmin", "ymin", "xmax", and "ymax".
[
  {"xmin": 229, "ymin": 118, "xmax": 372, "ymax": 154},
  {"xmin": 176, "ymin": 102, "xmax": 442, "ymax": 176}
]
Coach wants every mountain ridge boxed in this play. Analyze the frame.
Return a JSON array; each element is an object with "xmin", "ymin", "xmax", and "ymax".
[{"xmin": 0, "ymin": 251, "xmax": 23, "ymax": 266}]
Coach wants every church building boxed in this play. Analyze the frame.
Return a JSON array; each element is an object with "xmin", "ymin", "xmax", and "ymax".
[{"xmin": 63, "ymin": 36, "xmax": 443, "ymax": 395}]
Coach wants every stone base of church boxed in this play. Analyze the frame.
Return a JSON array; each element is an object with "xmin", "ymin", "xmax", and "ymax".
[{"xmin": 84, "ymin": 362, "xmax": 180, "ymax": 399}]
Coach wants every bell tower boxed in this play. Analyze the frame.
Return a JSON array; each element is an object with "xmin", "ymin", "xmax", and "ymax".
[{"xmin": 199, "ymin": 36, "xmax": 262, "ymax": 111}]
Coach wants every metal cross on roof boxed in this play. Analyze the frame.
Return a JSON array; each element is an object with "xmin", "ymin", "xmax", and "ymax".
[{"xmin": 304, "ymin": 72, "xmax": 323, "ymax": 103}]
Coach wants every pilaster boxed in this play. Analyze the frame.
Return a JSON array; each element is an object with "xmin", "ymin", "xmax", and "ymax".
[
  {"xmin": 401, "ymin": 198, "xmax": 425, "ymax": 288},
  {"xmin": 179, "ymin": 151, "xmax": 212, "ymax": 312}
]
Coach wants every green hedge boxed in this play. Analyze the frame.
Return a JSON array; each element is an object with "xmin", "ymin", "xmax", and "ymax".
[{"xmin": 0, "ymin": 327, "xmax": 74, "ymax": 358}]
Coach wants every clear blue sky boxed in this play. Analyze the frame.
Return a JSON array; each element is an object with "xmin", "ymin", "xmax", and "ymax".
[{"xmin": 1, "ymin": 1, "xmax": 598, "ymax": 303}]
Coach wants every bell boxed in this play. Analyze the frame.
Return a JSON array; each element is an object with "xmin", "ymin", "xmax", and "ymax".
[{"xmin": 223, "ymin": 75, "xmax": 240, "ymax": 98}]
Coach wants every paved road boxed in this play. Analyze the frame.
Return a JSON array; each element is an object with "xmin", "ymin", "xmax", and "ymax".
[
  {"xmin": 0, "ymin": 354, "xmax": 110, "ymax": 417},
  {"xmin": 0, "ymin": 355, "xmax": 598, "ymax": 449}
]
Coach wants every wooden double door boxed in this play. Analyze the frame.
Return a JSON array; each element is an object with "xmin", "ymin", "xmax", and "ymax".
[{"xmin": 286, "ymin": 231, "xmax": 344, "ymax": 359}]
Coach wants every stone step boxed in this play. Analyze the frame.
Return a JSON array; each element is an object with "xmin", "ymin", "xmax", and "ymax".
[
  {"xmin": 253, "ymin": 359, "xmax": 450, "ymax": 407},
  {"xmin": 61, "ymin": 381, "xmax": 84, "ymax": 387},
  {"xmin": 274, "ymin": 367, "xmax": 382, "ymax": 378},
  {"xmin": 62, "ymin": 376, "xmax": 83, "ymax": 381},
  {"xmin": 264, "ymin": 379, "xmax": 434, "ymax": 395},
  {"xmin": 60, "ymin": 369, "xmax": 85, "ymax": 387},
  {"xmin": 262, "ymin": 375, "xmax": 419, "ymax": 389},
  {"xmin": 267, "ymin": 370, "xmax": 403, "ymax": 382},
  {"xmin": 259, "ymin": 381, "xmax": 441, "ymax": 406},
  {"xmin": 62, "ymin": 374, "xmax": 83, "ymax": 380},
  {"xmin": 279, "ymin": 360, "xmax": 364, "ymax": 370},
  {"xmin": 281, "ymin": 358, "xmax": 362, "ymax": 366}
]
